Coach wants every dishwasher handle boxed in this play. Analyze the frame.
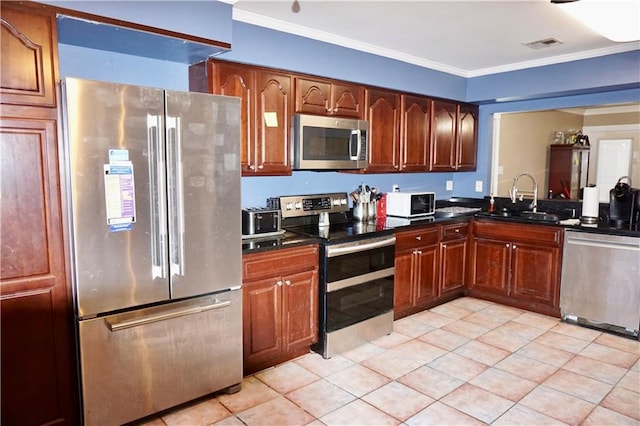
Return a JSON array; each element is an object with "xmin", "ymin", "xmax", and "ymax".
[
  {"xmin": 566, "ymin": 236, "xmax": 640, "ymax": 251},
  {"xmin": 105, "ymin": 299, "xmax": 232, "ymax": 331}
]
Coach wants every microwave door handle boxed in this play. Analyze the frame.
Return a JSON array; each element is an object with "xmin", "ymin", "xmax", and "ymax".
[{"xmin": 350, "ymin": 129, "xmax": 360, "ymax": 160}]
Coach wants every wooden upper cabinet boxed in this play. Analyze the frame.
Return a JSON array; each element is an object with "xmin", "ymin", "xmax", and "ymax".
[
  {"xmin": 430, "ymin": 100, "xmax": 457, "ymax": 171},
  {"xmin": 430, "ymin": 100, "xmax": 478, "ymax": 172},
  {"xmin": 253, "ymin": 70, "xmax": 292, "ymax": 175},
  {"xmin": 457, "ymin": 104, "xmax": 478, "ymax": 171},
  {"xmin": 295, "ymin": 77, "xmax": 364, "ymax": 118},
  {"xmin": 400, "ymin": 95, "xmax": 432, "ymax": 172},
  {"xmin": 190, "ymin": 60, "xmax": 292, "ymax": 175},
  {"xmin": 190, "ymin": 59, "xmax": 477, "ymax": 175},
  {"xmin": 1, "ymin": 3, "xmax": 57, "ymax": 108},
  {"xmin": 210, "ymin": 62, "xmax": 253, "ymax": 171},
  {"xmin": 365, "ymin": 89, "xmax": 401, "ymax": 172}
]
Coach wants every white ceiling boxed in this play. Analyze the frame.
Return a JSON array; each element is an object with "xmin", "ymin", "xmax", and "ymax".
[{"xmin": 228, "ymin": 0, "xmax": 640, "ymax": 78}]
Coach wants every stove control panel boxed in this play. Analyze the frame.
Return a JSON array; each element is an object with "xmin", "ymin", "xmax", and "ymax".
[{"xmin": 271, "ymin": 193, "xmax": 349, "ymax": 218}]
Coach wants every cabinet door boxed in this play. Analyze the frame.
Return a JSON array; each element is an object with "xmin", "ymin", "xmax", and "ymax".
[
  {"xmin": 1, "ymin": 3, "xmax": 57, "ymax": 108},
  {"xmin": 414, "ymin": 245, "xmax": 439, "ymax": 307},
  {"xmin": 440, "ymin": 239, "xmax": 467, "ymax": 295},
  {"xmin": 366, "ymin": 89, "xmax": 400, "ymax": 172},
  {"xmin": 400, "ymin": 95, "xmax": 431, "ymax": 172},
  {"xmin": 429, "ymin": 100, "xmax": 457, "ymax": 171},
  {"xmin": 1, "ymin": 117, "xmax": 78, "ymax": 425},
  {"xmin": 212, "ymin": 63, "xmax": 254, "ymax": 173},
  {"xmin": 511, "ymin": 243, "xmax": 559, "ymax": 306},
  {"xmin": 394, "ymin": 251, "xmax": 415, "ymax": 319},
  {"xmin": 254, "ymin": 70, "xmax": 292, "ymax": 175},
  {"xmin": 283, "ymin": 269, "xmax": 318, "ymax": 351},
  {"xmin": 295, "ymin": 77, "xmax": 332, "ymax": 115},
  {"xmin": 331, "ymin": 82, "xmax": 365, "ymax": 118},
  {"xmin": 242, "ymin": 277, "xmax": 282, "ymax": 368},
  {"xmin": 469, "ymin": 238, "xmax": 511, "ymax": 295},
  {"xmin": 457, "ymin": 104, "xmax": 477, "ymax": 171}
]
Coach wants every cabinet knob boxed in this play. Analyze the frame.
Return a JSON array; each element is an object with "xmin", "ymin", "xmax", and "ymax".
[
  {"xmin": 512, "ymin": 244, "xmax": 517, "ymax": 249},
  {"xmin": 258, "ymin": 164, "xmax": 264, "ymax": 169},
  {"xmin": 249, "ymin": 165, "xmax": 256, "ymax": 170},
  {"xmin": 285, "ymin": 280, "xmax": 291, "ymax": 286},
  {"xmin": 442, "ymin": 244, "xmax": 447, "ymax": 249},
  {"xmin": 505, "ymin": 243, "xmax": 510, "ymax": 248},
  {"xmin": 276, "ymin": 280, "xmax": 283, "ymax": 287},
  {"xmin": 416, "ymin": 236, "xmax": 422, "ymax": 240},
  {"xmin": 455, "ymin": 229, "xmax": 460, "ymax": 233}
]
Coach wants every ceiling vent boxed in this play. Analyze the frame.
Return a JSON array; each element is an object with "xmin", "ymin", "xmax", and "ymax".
[{"xmin": 524, "ymin": 38, "xmax": 564, "ymax": 49}]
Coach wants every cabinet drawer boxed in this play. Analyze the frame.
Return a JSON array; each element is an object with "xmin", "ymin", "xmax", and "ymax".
[
  {"xmin": 473, "ymin": 220, "xmax": 562, "ymax": 247},
  {"xmin": 396, "ymin": 226, "xmax": 440, "ymax": 251},
  {"xmin": 442, "ymin": 222, "xmax": 469, "ymax": 241},
  {"xmin": 243, "ymin": 245, "xmax": 319, "ymax": 281}
]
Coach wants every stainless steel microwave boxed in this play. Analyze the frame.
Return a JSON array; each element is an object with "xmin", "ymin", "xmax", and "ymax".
[
  {"xmin": 292, "ymin": 114, "xmax": 368, "ymax": 170},
  {"xmin": 386, "ymin": 191, "xmax": 436, "ymax": 218}
]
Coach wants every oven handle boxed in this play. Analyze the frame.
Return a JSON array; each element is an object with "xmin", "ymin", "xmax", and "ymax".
[
  {"xmin": 326, "ymin": 235, "xmax": 396, "ymax": 257},
  {"xmin": 327, "ymin": 267, "xmax": 395, "ymax": 292}
]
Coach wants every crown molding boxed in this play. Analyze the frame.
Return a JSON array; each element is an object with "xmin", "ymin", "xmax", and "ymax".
[{"xmin": 233, "ymin": 8, "xmax": 640, "ymax": 78}]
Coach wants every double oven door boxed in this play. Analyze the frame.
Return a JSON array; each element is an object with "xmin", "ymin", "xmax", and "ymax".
[{"xmin": 319, "ymin": 234, "xmax": 396, "ymax": 338}]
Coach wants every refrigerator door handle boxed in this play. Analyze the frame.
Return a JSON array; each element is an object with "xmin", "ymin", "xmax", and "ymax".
[
  {"xmin": 166, "ymin": 115, "xmax": 186, "ymax": 277},
  {"xmin": 148, "ymin": 114, "xmax": 168, "ymax": 279},
  {"xmin": 104, "ymin": 299, "xmax": 232, "ymax": 331}
]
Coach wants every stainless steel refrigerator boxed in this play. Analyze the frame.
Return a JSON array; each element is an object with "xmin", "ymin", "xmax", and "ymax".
[{"xmin": 60, "ymin": 78, "xmax": 242, "ymax": 425}]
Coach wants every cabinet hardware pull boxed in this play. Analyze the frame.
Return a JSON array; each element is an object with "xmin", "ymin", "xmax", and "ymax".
[
  {"xmin": 276, "ymin": 280, "xmax": 283, "ymax": 286},
  {"xmin": 442, "ymin": 244, "xmax": 447, "ymax": 249},
  {"xmin": 285, "ymin": 280, "xmax": 291, "ymax": 286},
  {"xmin": 506, "ymin": 243, "xmax": 510, "ymax": 248},
  {"xmin": 249, "ymin": 165, "xmax": 255, "ymax": 170},
  {"xmin": 513, "ymin": 245, "xmax": 517, "ymax": 249},
  {"xmin": 416, "ymin": 236, "xmax": 422, "ymax": 240},
  {"xmin": 455, "ymin": 229, "xmax": 460, "ymax": 233},
  {"xmin": 258, "ymin": 164, "xmax": 264, "ymax": 169}
]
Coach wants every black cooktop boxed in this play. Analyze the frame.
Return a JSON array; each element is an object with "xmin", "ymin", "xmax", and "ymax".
[{"xmin": 286, "ymin": 220, "xmax": 393, "ymax": 243}]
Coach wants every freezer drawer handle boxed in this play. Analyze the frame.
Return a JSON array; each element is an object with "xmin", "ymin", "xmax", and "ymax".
[{"xmin": 104, "ymin": 299, "xmax": 231, "ymax": 331}]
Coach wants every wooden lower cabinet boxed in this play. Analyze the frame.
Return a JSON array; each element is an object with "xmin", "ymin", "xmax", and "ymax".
[
  {"xmin": 242, "ymin": 245, "xmax": 319, "ymax": 374},
  {"xmin": 469, "ymin": 220, "xmax": 563, "ymax": 316},
  {"xmin": 394, "ymin": 228, "xmax": 439, "ymax": 319},
  {"xmin": 439, "ymin": 222, "xmax": 468, "ymax": 296},
  {"xmin": 394, "ymin": 222, "xmax": 468, "ymax": 320}
]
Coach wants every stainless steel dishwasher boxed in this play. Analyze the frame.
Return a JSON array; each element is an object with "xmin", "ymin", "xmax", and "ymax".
[{"xmin": 560, "ymin": 230, "xmax": 640, "ymax": 337}]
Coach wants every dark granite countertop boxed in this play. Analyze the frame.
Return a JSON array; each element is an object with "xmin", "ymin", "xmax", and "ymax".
[{"xmin": 241, "ymin": 197, "xmax": 639, "ymax": 255}]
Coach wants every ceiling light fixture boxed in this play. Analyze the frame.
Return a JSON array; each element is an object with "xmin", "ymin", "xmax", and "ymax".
[{"xmin": 551, "ymin": 0, "xmax": 640, "ymax": 42}]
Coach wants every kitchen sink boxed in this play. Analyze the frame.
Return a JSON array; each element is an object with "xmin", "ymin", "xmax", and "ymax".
[
  {"xmin": 517, "ymin": 211, "xmax": 562, "ymax": 222},
  {"xmin": 476, "ymin": 209, "xmax": 570, "ymax": 223}
]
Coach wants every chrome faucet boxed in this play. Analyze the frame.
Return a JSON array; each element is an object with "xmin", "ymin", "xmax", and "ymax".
[{"xmin": 510, "ymin": 172, "xmax": 538, "ymax": 212}]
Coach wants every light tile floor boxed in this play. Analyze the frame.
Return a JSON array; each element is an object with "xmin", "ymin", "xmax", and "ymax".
[{"xmin": 142, "ymin": 297, "xmax": 640, "ymax": 425}]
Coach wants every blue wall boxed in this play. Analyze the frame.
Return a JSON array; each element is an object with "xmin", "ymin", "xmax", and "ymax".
[{"xmin": 54, "ymin": 1, "xmax": 640, "ymax": 207}]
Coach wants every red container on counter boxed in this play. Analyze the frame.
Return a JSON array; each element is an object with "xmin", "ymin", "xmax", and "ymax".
[{"xmin": 376, "ymin": 193, "xmax": 387, "ymax": 219}]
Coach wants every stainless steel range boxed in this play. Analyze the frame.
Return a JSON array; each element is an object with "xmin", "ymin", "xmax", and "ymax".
[{"xmin": 269, "ymin": 193, "xmax": 395, "ymax": 358}]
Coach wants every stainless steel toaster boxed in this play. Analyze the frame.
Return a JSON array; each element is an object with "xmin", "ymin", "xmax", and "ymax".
[{"xmin": 242, "ymin": 208, "xmax": 281, "ymax": 235}]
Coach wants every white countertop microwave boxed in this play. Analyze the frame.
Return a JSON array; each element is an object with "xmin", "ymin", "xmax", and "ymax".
[{"xmin": 386, "ymin": 191, "xmax": 436, "ymax": 218}]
